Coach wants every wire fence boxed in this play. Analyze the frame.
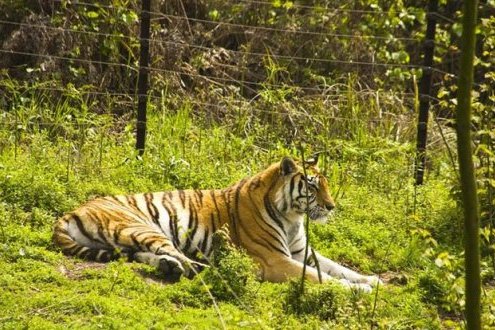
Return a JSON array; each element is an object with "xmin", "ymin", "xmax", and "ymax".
[
  {"xmin": 0, "ymin": 16, "xmax": 460, "ymax": 70},
  {"xmin": 0, "ymin": 1, "xmax": 463, "ymax": 168}
]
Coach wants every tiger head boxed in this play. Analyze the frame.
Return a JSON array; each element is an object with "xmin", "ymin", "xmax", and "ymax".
[{"xmin": 274, "ymin": 156, "xmax": 335, "ymax": 223}]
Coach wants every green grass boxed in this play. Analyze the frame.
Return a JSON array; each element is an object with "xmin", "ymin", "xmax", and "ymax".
[{"xmin": 0, "ymin": 89, "xmax": 493, "ymax": 329}]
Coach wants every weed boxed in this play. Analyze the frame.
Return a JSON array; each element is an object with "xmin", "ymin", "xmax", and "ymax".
[{"xmin": 283, "ymin": 278, "xmax": 347, "ymax": 321}]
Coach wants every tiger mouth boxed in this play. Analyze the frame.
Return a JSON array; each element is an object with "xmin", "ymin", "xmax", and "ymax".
[{"xmin": 308, "ymin": 208, "xmax": 330, "ymax": 221}]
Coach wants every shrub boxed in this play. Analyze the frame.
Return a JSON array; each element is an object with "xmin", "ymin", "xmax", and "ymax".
[
  {"xmin": 283, "ymin": 278, "xmax": 347, "ymax": 321},
  {"xmin": 200, "ymin": 226, "xmax": 258, "ymax": 307}
]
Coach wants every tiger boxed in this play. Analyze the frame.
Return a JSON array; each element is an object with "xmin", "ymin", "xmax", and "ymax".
[{"xmin": 53, "ymin": 156, "xmax": 382, "ymax": 292}]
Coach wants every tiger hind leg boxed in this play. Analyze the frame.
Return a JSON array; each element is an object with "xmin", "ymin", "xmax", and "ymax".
[
  {"xmin": 54, "ymin": 213, "xmax": 206, "ymax": 278},
  {"xmin": 53, "ymin": 215, "xmax": 124, "ymax": 262},
  {"xmin": 108, "ymin": 223, "xmax": 207, "ymax": 278}
]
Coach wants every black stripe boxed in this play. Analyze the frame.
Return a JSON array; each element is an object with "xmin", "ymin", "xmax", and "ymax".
[
  {"xmin": 247, "ymin": 191, "xmax": 288, "ymax": 250},
  {"xmin": 142, "ymin": 236, "xmax": 158, "ymax": 250},
  {"xmin": 145, "ymin": 193, "xmax": 159, "ymax": 223},
  {"xmin": 210, "ymin": 213, "xmax": 217, "ymax": 236},
  {"xmin": 195, "ymin": 190, "xmax": 204, "ymax": 206},
  {"xmin": 97, "ymin": 225, "xmax": 109, "ymax": 245},
  {"xmin": 184, "ymin": 200, "xmax": 199, "ymax": 253},
  {"xmin": 231, "ymin": 179, "xmax": 248, "ymax": 245},
  {"xmin": 240, "ymin": 223, "xmax": 289, "ymax": 257},
  {"xmin": 158, "ymin": 242, "xmax": 170, "ymax": 250},
  {"xmin": 200, "ymin": 227, "xmax": 209, "ymax": 254},
  {"xmin": 72, "ymin": 214, "xmax": 94, "ymax": 241},
  {"xmin": 249, "ymin": 177, "xmax": 261, "ymax": 190},
  {"xmin": 130, "ymin": 233, "xmax": 141, "ymax": 248},
  {"xmin": 308, "ymin": 182, "xmax": 318, "ymax": 191},
  {"xmin": 85, "ymin": 249, "xmax": 100, "ymax": 260},
  {"xmin": 178, "ymin": 190, "xmax": 186, "ymax": 208},
  {"xmin": 127, "ymin": 195, "xmax": 150, "ymax": 220},
  {"xmin": 162, "ymin": 196, "xmax": 180, "ymax": 249},
  {"xmin": 258, "ymin": 223, "xmax": 287, "ymax": 252},
  {"xmin": 107, "ymin": 195, "xmax": 126, "ymax": 206},
  {"xmin": 98, "ymin": 211, "xmax": 113, "ymax": 244},
  {"xmin": 99, "ymin": 251, "xmax": 111, "ymax": 262},
  {"xmin": 291, "ymin": 247, "xmax": 305, "ymax": 255},
  {"xmin": 263, "ymin": 195, "xmax": 287, "ymax": 236},
  {"xmin": 290, "ymin": 235, "xmax": 303, "ymax": 247},
  {"xmin": 222, "ymin": 188, "xmax": 233, "ymax": 239},
  {"xmin": 72, "ymin": 245, "xmax": 85, "ymax": 256},
  {"xmin": 79, "ymin": 248, "xmax": 91, "ymax": 259},
  {"xmin": 210, "ymin": 190, "xmax": 220, "ymax": 233},
  {"xmin": 84, "ymin": 211, "xmax": 108, "ymax": 245},
  {"xmin": 230, "ymin": 186, "xmax": 289, "ymax": 257},
  {"xmin": 113, "ymin": 225, "xmax": 123, "ymax": 245},
  {"xmin": 127, "ymin": 195, "xmax": 137, "ymax": 208},
  {"xmin": 289, "ymin": 175, "xmax": 297, "ymax": 205},
  {"xmin": 133, "ymin": 230, "xmax": 159, "ymax": 239}
]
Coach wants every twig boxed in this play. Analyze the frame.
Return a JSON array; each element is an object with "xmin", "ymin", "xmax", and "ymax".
[
  {"xmin": 433, "ymin": 114, "xmax": 459, "ymax": 182},
  {"xmin": 369, "ymin": 238, "xmax": 393, "ymax": 329},
  {"xmin": 311, "ymin": 247, "xmax": 323, "ymax": 284},
  {"xmin": 189, "ymin": 268, "xmax": 227, "ymax": 330},
  {"xmin": 298, "ymin": 145, "xmax": 311, "ymax": 293}
]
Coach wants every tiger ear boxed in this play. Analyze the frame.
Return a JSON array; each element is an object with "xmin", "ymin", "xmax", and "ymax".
[
  {"xmin": 280, "ymin": 157, "xmax": 298, "ymax": 176},
  {"xmin": 304, "ymin": 153, "xmax": 319, "ymax": 167}
]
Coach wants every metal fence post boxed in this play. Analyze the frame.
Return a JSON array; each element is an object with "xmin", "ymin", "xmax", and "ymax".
[
  {"xmin": 415, "ymin": 0, "xmax": 438, "ymax": 185},
  {"xmin": 136, "ymin": 0, "xmax": 151, "ymax": 155}
]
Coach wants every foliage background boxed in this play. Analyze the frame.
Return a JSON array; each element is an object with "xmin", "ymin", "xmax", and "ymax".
[{"xmin": 0, "ymin": 0, "xmax": 494, "ymax": 328}]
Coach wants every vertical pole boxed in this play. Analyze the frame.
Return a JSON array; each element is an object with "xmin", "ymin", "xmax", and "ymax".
[
  {"xmin": 415, "ymin": 0, "xmax": 438, "ymax": 185},
  {"xmin": 136, "ymin": 0, "xmax": 151, "ymax": 155},
  {"xmin": 456, "ymin": 0, "xmax": 480, "ymax": 328}
]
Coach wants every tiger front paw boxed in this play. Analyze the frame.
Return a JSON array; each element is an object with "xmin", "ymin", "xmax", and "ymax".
[
  {"xmin": 339, "ymin": 279, "xmax": 372, "ymax": 293},
  {"xmin": 361, "ymin": 275, "xmax": 383, "ymax": 287}
]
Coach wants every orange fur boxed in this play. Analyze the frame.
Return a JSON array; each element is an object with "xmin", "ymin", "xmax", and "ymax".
[{"xmin": 53, "ymin": 157, "xmax": 336, "ymax": 282}]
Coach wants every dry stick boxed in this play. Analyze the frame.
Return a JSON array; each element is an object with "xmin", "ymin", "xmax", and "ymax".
[
  {"xmin": 432, "ymin": 114, "xmax": 459, "ymax": 182},
  {"xmin": 66, "ymin": 133, "xmax": 71, "ymax": 182},
  {"xmin": 14, "ymin": 105, "xmax": 18, "ymax": 161},
  {"xmin": 188, "ymin": 266, "xmax": 227, "ymax": 330},
  {"xmin": 311, "ymin": 247, "xmax": 323, "ymax": 284},
  {"xmin": 178, "ymin": 0, "xmax": 193, "ymax": 37},
  {"xmin": 98, "ymin": 128, "xmax": 104, "ymax": 174},
  {"xmin": 369, "ymin": 238, "xmax": 393, "ymax": 330},
  {"xmin": 298, "ymin": 145, "xmax": 312, "ymax": 293},
  {"xmin": 369, "ymin": 280, "xmax": 381, "ymax": 330}
]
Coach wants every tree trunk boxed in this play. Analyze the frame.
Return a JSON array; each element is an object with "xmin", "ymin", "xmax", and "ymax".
[{"xmin": 455, "ymin": 0, "xmax": 480, "ymax": 328}]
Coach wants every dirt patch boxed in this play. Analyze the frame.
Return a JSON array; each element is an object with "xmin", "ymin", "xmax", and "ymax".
[
  {"xmin": 57, "ymin": 261, "xmax": 108, "ymax": 280},
  {"xmin": 57, "ymin": 260, "xmax": 175, "ymax": 285},
  {"xmin": 379, "ymin": 271, "xmax": 408, "ymax": 285},
  {"xmin": 134, "ymin": 268, "xmax": 177, "ymax": 285}
]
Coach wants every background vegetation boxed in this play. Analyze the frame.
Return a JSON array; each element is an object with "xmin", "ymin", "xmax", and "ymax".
[{"xmin": 0, "ymin": 0, "xmax": 494, "ymax": 328}]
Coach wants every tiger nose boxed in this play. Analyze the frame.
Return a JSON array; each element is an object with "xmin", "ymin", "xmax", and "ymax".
[{"xmin": 325, "ymin": 203, "xmax": 335, "ymax": 211}]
